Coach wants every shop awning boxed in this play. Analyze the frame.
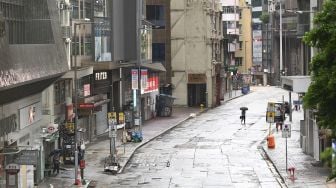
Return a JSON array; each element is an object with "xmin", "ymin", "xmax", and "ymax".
[
  {"xmin": 62, "ymin": 66, "xmax": 93, "ymax": 79},
  {"xmin": 82, "ymin": 60, "xmax": 166, "ymax": 72},
  {"xmin": 281, "ymin": 76, "xmax": 311, "ymax": 93},
  {"xmin": 78, "ymin": 99, "xmax": 110, "ymax": 109}
]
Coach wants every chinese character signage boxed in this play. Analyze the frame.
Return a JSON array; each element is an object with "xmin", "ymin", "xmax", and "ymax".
[{"xmin": 141, "ymin": 69, "xmax": 148, "ymax": 90}]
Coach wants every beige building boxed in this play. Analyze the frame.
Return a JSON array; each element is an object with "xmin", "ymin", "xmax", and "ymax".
[
  {"xmin": 236, "ymin": 0, "xmax": 252, "ymax": 77},
  {"xmin": 170, "ymin": 0, "xmax": 223, "ymax": 107}
]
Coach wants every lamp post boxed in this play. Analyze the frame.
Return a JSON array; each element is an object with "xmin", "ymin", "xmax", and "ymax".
[
  {"xmin": 135, "ymin": 0, "xmax": 143, "ymax": 134},
  {"xmin": 279, "ymin": 0, "xmax": 283, "ymax": 85},
  {"xmin": 73, "ymin": 18, "xmax": 91, "ymax": 185}
]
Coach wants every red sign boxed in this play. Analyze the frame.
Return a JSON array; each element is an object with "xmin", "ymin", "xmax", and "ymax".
[
  {"xmin": 79, "ymin": 103, "xmax": 94, "ymax": 109},
  {"xmin": 143, "ymin": 75, "xmax": 159, "ymax": 93}
]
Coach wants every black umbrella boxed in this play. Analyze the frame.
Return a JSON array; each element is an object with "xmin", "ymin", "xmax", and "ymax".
[{"xmin": 240, "ymin": 107, "xmax": 248, "ymax": 111}]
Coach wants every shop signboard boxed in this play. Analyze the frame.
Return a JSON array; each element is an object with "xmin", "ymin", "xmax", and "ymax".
[
  {"xmin": 131, "ymin": 69, "xmax": 138, "ymax": 90},
  {"xmin": 141, "ymin": 69, "xmax": 148, "ymax": 90},
  {"xmin": 118, "ymin": 112, "xmax": 124, "ymax": 124},
  {"xmin": 12, "ymin": 150, "xmax": 38, "ymax": 166},
  {"xmin": 107, "ymin": 112, "xmax": 117, "ymax": 125}
]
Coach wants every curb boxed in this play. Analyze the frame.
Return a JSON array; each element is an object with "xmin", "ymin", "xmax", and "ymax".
[
  {"xmin": 259, "ymin": 130, "xmax": 288, "ymax": 187},
  {"xmin": 118, "ymin": 91, "xmax": 248, "ymax": 174}
]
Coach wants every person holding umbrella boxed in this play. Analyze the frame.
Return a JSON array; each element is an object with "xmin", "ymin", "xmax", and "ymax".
[
  {"xmin": 240, "ymin": 107, "xmax": 248, "ymax": 125},
  {"xmin": 49, "ymin": 149, "xmax": 62, "ymax": 175}
]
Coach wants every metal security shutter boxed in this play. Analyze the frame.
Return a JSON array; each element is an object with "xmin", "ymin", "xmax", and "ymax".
[{"xmin": 96, "ymin": 104, "xmax": 108, "ymax": 135}]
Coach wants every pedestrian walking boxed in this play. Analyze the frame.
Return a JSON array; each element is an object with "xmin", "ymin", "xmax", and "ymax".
[
  {"xmin": 240, "ymin": 107, "xmax": 248, "ymax": 125},
  {"xmin": 49, "ymin": 149, "xmax": 62, "ymax": 175}
]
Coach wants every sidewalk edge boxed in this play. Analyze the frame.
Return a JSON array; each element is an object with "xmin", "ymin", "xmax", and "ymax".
[{"xmin": 260, "ymin": 132, "xmax": 288, "ymax": 187}]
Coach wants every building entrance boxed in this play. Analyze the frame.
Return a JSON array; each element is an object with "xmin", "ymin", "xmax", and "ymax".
[{"xmin": 187, "ymin": 84, "xmax": 206, "ymax": 107}]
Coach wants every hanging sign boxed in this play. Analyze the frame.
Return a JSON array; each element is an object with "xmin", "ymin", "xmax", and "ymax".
[
  {"xmin": 131, "ymin": 69, "xmax": 138, "ymax": 90},
  {"xmin": 141, "ymin": 69, "xmax": 148, "ymax": 90}
]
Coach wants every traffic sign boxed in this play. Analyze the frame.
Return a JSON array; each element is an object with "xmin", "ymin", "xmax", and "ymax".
[
  {"xmin": 282, "ymin": 124, "xmax": 291, "ymax": 138},
  {"xmin": 266, "ymin": 111, "xmax": 275, "ymax": 123}
]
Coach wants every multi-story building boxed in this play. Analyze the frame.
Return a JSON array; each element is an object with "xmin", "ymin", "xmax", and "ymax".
[
  {"xmin": 236, "ymin": 0, "xmax": 252, "ymax": 81},
  {"xmin": 222, "ymin": 0, "xmax": 240, "ymax": 92},
  {"xmin": 171, "ymin": 0, "xmax": 223, "ymax": 108},
  {"xmin": 0, "ymin": 0, "xmax": 68, "ymax": 185},
  {"xmin": 145, "ymin": 0, "xmax": 172, "ymax": 95},
  {"xmin": 251, "ymin": 0, "xmax": 264, "ymax": 84}
]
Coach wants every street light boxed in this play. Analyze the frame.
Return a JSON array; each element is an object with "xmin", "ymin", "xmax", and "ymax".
[
  {"xmin": 73, "ymin": 17, "xmax": 92, "ymax": 185},
  {"xmin": 279, "ymin": 0, "xmax": 283, "ymax": 85}
]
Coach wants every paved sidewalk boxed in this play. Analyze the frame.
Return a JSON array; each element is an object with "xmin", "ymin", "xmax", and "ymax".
[
  {"xmin": 38, "ymin": 90, "xmax": 244, "ymax": 188},
  {"xmin": 262, "ymin": 109, "xmax": 333, "ymax": 187}
]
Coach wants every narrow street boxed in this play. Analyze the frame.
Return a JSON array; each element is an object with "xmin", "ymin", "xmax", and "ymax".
[{"xmin": 92, "ymin": 87, "xmax": 289, "ymax": 187}]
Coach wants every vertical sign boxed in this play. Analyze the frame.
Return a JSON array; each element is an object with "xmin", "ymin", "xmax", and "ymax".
[
  {"xmin": 118, "ymin": 112, "xmax": 125, "ymax": 124},
  {"xmin": 141, "ymin": 69, "xmax": 148, "ymax": 90},
  {"xmin": 83, "ymin": 84, "xmax": 90, "ymax": 97},
  {"xmin": 131, "ymin": 69, "xmax": 138, "ymax": 90}
]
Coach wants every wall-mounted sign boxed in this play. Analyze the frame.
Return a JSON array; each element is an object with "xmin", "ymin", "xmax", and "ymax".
[
  {"xmin": 95, "ymin": 71, "xmax": 108, "ymax": 81},
  {"xmin": 188, "ymin": 74, "xmax": 206, "ymax": 84},
  {"xmin": 19, "ymin": 102, "xmax": 42, "ymax": 129},
  {"xmin": 143, "ymin": 76, "xmax": 159, "ymax": 94},
  {"xmin": 84, "ymin": 84, "xmax": 90, "ymax": 96},
  {"xmin": 79, "ymin": 103, "xmax": 94, "ymax": 109},
  {"xmin": 12, "ymin": 150, "xmax": 38, "ymax": 165}
]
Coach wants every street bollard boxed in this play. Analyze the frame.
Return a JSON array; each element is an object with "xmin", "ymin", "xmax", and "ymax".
[
  {"xmin": 288, "ymin": 167, "xmax": 296, "ymax": 181},
  {"xmin": 200, "ymin": 104, "xmax": 204, "ymax": 112},
  {"xmin": 267, "ymin": 134, "xmax": 275, "ymax": 149}
]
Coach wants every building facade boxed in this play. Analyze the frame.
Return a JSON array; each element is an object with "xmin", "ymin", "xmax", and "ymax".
[
  {"xmin": 236, "ymin": 0, "xmax": 252, "ymax": 82},
  {"xmin": 0, "ymin": 0, "xmax": 69, "ymax": 185},
  {"xmin": 171, "ymin": 0, "xmax": 223, "ymax": 108},
  {"xmin": 146, "ymin": 0, "xmax": 172, "ymax": 95},
  {"xmin": 222, "ymin": 0, "xmax": 240, "ymax": 92}
]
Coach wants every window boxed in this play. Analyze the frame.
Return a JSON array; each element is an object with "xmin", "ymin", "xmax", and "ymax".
[
  {"xmin": 223, "ymin": 6, "xmax": 235, "ymax": 14},
  {"xmin": 235, "ymin": 57, "xmax": 242, "ymax": 66},
  {"xmin": 0, "ymin": 0, "xmax": 54, "ymax": 44},
  {"xmin": 252, "ymin": 11, "xmax": 262, "ymax": 19},
  {"xmin": 152, "ymin": 43, "xmax": 165, "ymax": 61},
  {"xmin": 146, "ymin": 5, "xmax": 165, "ymax": 29},
  {"xmin": 252, "ymin": 0, "xmax": 262, "ymax": 7}
]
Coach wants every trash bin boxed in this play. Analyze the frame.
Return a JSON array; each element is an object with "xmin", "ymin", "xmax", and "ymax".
[
  {"xmin": 241, "ymin": 86, "xmax": 248, "ymax": 95},
  {"xmin": 157, "ymin": 94, "xmax": 175, "ymax": 117}
]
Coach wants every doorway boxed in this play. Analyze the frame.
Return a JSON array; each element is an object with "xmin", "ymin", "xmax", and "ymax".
[{"xmin": 187, "ymin": 84, "xmax": 206, "ymax": 107}]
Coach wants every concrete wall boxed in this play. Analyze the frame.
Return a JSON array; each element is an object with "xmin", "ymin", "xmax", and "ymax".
[{"xmin": 0, "ymin": 93, "xmax": 48, "ymax": 148}]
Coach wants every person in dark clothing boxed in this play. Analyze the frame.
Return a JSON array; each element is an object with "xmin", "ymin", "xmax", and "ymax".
[
  {"xmin": 240, "ymin": 107, "xmax": 248, "ymax": 125},
  {"xmin": 49, "ymin": 149, "xmax": 62, "ymax": 174}
]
